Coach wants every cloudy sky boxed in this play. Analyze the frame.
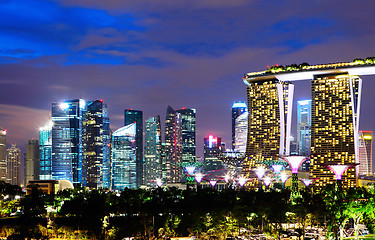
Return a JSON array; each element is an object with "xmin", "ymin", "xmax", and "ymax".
[{"xmin": 1, "ymin": 0, "xmax": 375, "ymax": 157}]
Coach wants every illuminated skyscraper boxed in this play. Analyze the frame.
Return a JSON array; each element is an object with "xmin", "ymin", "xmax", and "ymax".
[
  {"xmin": 0, "ymin": 128, "xmax": 6, "ymax": 182},
  {"xmin": 144, "ymin": 116, "xmax": 162, "ymax": 187},
  {"xmin": 124, "ymin": 109, "xmax": 143, "ymax": 187},
  {"xmin": 232, "ymin": 102, "xmax": 247, "ymax": 150},
  {"xmin": 83, "ymin": 100, "xmax": 111, "ymax": 189},
  {"xmin": 25, "ymin": 139, "xmax": 40, "ymax": 184},
  {"xmin": 176, "ymin": 108, "xmax": 196, "ymax": 164},
  {"xmin": 111, "ymin": 123, "xmax": 137, "ymax": 190},
  {"xmin": 234, "ymin": 111, "xmax": 248, "ymax": 153},
  {"xmin": 310, "ymin": 74, "xmax": 361, "ymax": 188},
  {"xmin": 39, "ymin": 122, "xmax": 52, "ymax": 180},
  {"xmin": 6, "ymin": 144, "xmax": 21, "ymax": 185},
  {"xmin": 297, "ymin": 100, "xmax": 311, "ymax": 156},
  {"xmin": 203, "ymin": 135, "xmax": 224, "ymax": 171},
  {"xmin": 51, "ymin": 99, "xmax": 86, "ymax": 185},
  {"xmin": 358, "ymin": 130, "xmax": 372, "ymax": 175},
  {"xmin": 165, "ymin": 106, "xmax": 182, "ymax": 183},
  {"xmin": 242, "ymin": 78, "xmax": 294, "ymax": 176}
]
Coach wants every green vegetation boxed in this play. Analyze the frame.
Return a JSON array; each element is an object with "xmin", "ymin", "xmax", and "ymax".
[{"xmin": 1, "ymin": 181, "xmax": 375, "ymax": 239}]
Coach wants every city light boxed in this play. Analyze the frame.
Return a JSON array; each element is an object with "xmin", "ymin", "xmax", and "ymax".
[
  {"xmin": 195, "ymin": 173, "xmax": 203, "ymax": 183},
  {"xmin": 253, "ymin": 166, "xmax": 267, "ymax": 179},
  {"xmin": 156, "ymin": 178, "xmax": 163, "ymax": 187},
  {"xmin": 302, "ymin": 178, "xmax": 313, "ymax": 187},
  {"xmin": 280, "ymin": 172, "xmax": 289, "ymax": 183},
  {"xmin": 327, "ymin": 165, "xmax": 352, "ymax": 180},
  {"xmin": 60, "ymin": 102, "xmax": 69, "ymax": 109},
  {"xmin": 184, "ymin": 166, "xmax": 196, "ymax": 175},
  {"xmin": 283, "ymin": 156, "xmax": 307, "ymax": 174},
  {"xmin": 237, "ymin": 177, "xmax": 247, "ymax": 187},
  {"xmin": 263, "ymin": 177, "xmax": 272, "ymax": 187},
  {"xmin": 209, "ymin": 180, "xmax": 217, "ymax": 187},
  {"xmin": 272, "ymin": 164, "xmax": 283, "ymax": 174}
]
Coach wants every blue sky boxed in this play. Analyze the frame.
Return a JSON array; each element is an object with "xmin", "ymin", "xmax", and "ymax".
[{"xmin": 1, "ymin": 0, "xmax": 375, "ymax": 157}]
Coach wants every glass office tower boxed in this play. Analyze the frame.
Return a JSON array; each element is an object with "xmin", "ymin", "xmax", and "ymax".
[
  {"xmin": 176, "ymin": 108, "xmax": 196, "ymax": 164},
  {"xmin": 203, "ymin": 135, "xmax": 224, "ymax": 171},
  {"xmin": 297, "ymin": 100, "xmax": 311, "ymax": 156},
  {"xmin": 232, "ymin": 102, "xmax": 247, "ymax": 150},
  {"xmin": 144, "ymin": 116, "xmax": 162, "ymax": 187},
  {"xmin": 0, "ymin": 127, "xmax": 7, "ymax": 182},
  {"xmin": 83, "ymin": 100, "xmax": 111, "ymax": 188},
  {"xmin": 124, "ymin": 109, "xmax": 143, "ymax": 187},
  {"xmin": 111, "ymin": 123, "xmax": 137, "ymax": 190},
  {"xmin": 25, "ymin": 139, "xmax": 40, "ymax": 184},
  {"xmin": 234, "ymin": 111, "xmax": 248, "ymax": 153},
  {"xmin": 51, "ymin": 99, "xmax": 86, "ymax": 185},
  {"xmin": 6, "ymin": 144, "xmax": 21, "ymax": 185},
  {"xmin": 358, "ymin": 130, "xmax": 372, "ymax": 176},
  {"xmin": 39, "ymin": 122, "xmax": 52, "ymax": 180}
]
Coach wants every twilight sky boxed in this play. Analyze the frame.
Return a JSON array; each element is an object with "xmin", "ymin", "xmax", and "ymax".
[{"xmin": 1, "ymin": 0, "xmax": 375, "ymax": 158}]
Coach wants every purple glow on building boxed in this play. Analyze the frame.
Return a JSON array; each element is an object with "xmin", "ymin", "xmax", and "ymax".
[{"xmin": 283, "ymin": 156, "xmax": 307, "ymax": 174}]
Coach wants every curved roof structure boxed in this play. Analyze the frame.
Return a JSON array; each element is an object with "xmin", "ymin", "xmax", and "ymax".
[{"xmin": 243, "ymin": 61, "xmax": 375, "ymax": 85}]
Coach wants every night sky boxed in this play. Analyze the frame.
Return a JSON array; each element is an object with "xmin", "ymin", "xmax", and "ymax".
[{"xmin": 1, "ymin": 0, "xmax": 375, "ymax": 159}]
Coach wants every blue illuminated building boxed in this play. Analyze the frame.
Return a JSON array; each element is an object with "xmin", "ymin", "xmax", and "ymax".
[
  {"xmin": 232, "ymin": 102, "xmax": 247, "ymax": 150},
  {"xmin": 111, "ymin": 123, "xmax": 137, "ymax": 190},
  {"xmin": 39, "ymin": 122, "xmax": 52, "ymax": 180},
  {"xmin": 51, "ymin": 99, "xmax": 86, "ymax": 185},
  {"xmin": 297, "ymin": 100, "xmax": 311, "ymax": 171}
]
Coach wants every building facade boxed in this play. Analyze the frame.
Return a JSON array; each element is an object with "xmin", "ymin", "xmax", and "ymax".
[
  {"xmin": 144, "ymin": 116, "xmax": 162, "ymax": 187},
  {"xmin": 25, "ymin": 139, "xmax": 40, "ymax": 184},
  {"xmin": 234, "ymin": 111, "xmax": 248, "ymax": 153},
  {"xmin": 111, "ymin": 123, "xmax": 137, "ymax": 190},
  {"xmin": 203, "ymin": 135, "xmax": 224, "ymax": 172},
  {"xmin": 83, "ymin": 100, "xmax": 111, "ymax": 189},
  {"xmin": 176, "ymin": 108, "xmax": 196, "ymax": 165},
  {"xmin": 124, "ymin": 109, "xmax": 143, "ymax": 187},
  {"xmin": 39, "ymin": 122, "xmax": 52, "ymax": 180},
  {"xmin": 232, "ymin": 102, "xmax": 247, "ymax": 150},
  {"xmin": 358, "ymin": 130, "xmax": 372, "ymax": 176},
  {"xmin": 6, "ymin": 144, "xmax": 21, "ymax": 185},
  {"xmin": 310, "ymin": 74, "xmax": 360, "ymax": 188},
  {"xmin": 165, "ymin": 106, "xmax": 182, "ymax": 183},
  {"xmin": 51, "ymin": 99, "xmax": 86, "ymax": 185},
  {"xmin": 297, "ymin": 100, "xmax": 311, "ymax": 156},
  {"xmin": 0, "ymin": 128, "xmax": 6, "ymax": 182}
]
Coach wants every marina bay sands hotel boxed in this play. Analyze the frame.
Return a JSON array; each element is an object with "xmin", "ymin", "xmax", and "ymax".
[{"xmin": 242, "ymin": 58, "xmax": 375, "ymax": 188}]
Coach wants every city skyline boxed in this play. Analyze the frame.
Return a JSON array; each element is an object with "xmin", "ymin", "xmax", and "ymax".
[{"xmin": 1, "ymin": 1, "xmax": 375, "ymax": 160}]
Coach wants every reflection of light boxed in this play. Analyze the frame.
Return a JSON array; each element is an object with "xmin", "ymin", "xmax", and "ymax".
[
  {"xmin": 156, "ymin": 178, "xmax": 163, "ymax": 187},
  {"xmin": 60, "ymin": 102, "xmax": 69, "ymax": 109},
  {"xmin": 263, "ymin": 177, "xmax": 272, "ymax": 187},
  {"xmin": 254, "ymin": 166, "xmax": 267, "ymax": 179},
  {"xmin": 283, "ymin": 156, "xmax": 307, "ymax": 174},
  {"xmin": 302, "ymin": 179, "xmax": 313, "ymax": 187},
  {"xmin": 272, "ymin": 164, "xmax": 283, "ymax": 174},
  {"xmin": 237, "ymin": 177, "xmax": 247, "ymax": 187},
  {"xmin": 209, "ymin": 180, "xmax": 217, "ymax": 187},
  {"xmin": 280, "ymin": 172, "xmax": 289, "ymax": 183},
  {"xmin": 185, "ymin": 166, "xmax": 196, "ymax": 175},
  {"xmin": 327, "ymin": 165, "xmax": 351, "ymax": 180},
  {"xmin": 195, "ymin": 173, "xmax": 203, "ymax": 183}
]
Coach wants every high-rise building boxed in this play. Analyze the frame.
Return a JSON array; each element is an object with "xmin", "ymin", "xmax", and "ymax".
[
  {"xmin": 83, "ymin": 100, "xmax": 111, "ymax": 189},
  {"xmin": 243, "ymin": 79, "xmax": 294, "ymax": 176},
  {"xmin": 234, "ymin": 111, "xmax": 248, "ymax": 153},
  {"xmin": 0, "ymin": 128, "xmax": 7, "ymax": 182},
  {"xmin": 39, "ymin": 121, "xmax": 52, "ymax": 180},
  {"xmin": 6, "ymin": 144, "xmax": 21, "ymax": 185},
  {"xmin": 51, "ymin": 99, "xmax": 86, "ymax": 185},
  {"xmin": 203, "ymin": 135, "xmax": 224, "ymax": 171},
  {"xmin": 358, "ymin": 130, "xmax": 372, "ymax": 176},
  {"xmin": 176, "ymin": 108, "xmax": 196, "ymax": 164},
  {"xmin": 297, "ymin": 100, "xmax": 311, "ymax": 156},
  {"xmin": 144, "ymin": 116, "xmax": 162, "ymax": 187},
  {"xmin": 25, "ymin": 139, "xmax": 40, "ymax": 184},
  {"xmin": 111, "ymin": 123, "xmax": 137, "ymax": 190},
  {"xmin": 165, "ymin": 106, "xmax": 182, "ymax": 183},
  {"xmin": 232, "ymin": 102, "xmax": 247, "ymax": 150},
  {"xmin": 124, "ymin": 109, "xmax": 143, "ymax": 187},
  {"xmin": 310, "ymin": 74, "xmax": 360, "ymax": 188}
]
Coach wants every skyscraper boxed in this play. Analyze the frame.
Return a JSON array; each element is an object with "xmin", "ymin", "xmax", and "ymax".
[
  {"xmin": 358, "ymin": 130, "xmax": 372, "ymax": 176},
  {"xmin": 6, "ymin": 144, "xmax": 21, "ymax": 185},
  {"xmin": 51, "ymin": 99, "xmax": 86, "ymax": 185},
  {"xmin": 83, "ymin": 100, "xmax": 111, "ymax": 189},
  {"xmin": 165, "ymin": 106, "xmax": 182, "ymax": 183},
  {"xmin": 297, "ymin": 100, "xmax": 311, "ymax": 156},
  {"xmin": 111, "ymin": 123, "xmax": 137, "ymax": 190},
  {"xmin": 243, "ymin": 79, "xmax": 294, "ymax": 176},
  {"xmin": 234, "ymin": 111, "xmax": 248, "ymax": 153},
  {"xmin": 203, "ymin": 135, "xmax": 224, "ymax": 171},
  {"xmin": 0, "ymin": 128, "xmax": 6, "ymax": 182},
  {"xmin": 25, "ymin": 139, "xmax": 40, "ymax": 184},
  {"xmin": 310, "ymin": 74, "xmax": 360, "ymax": 188},
  {"xmin": 232, "ymin": 102, "xmax": 247, "ymax": 150},
  {"xmin": 124, "ymin": 109, "xmax": 143, "ymax": 187},
  {"xmin": 39, "ymin": 121, "xmax": 52, "ymax": 180},
  {"xmin": 176, "ymin": 108, "xmax": 196, "ymax": 164},
  {"xmin": 144, "ymin": 116, "xmax": 162, "ymax": 187}
]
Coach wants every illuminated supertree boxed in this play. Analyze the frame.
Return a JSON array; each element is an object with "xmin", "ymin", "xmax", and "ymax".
[
  {"xmin": 282, "ymin": 156, "xmax": 308, "ymax": 203},
  {"xmin": 325, "ymin": 163, "xmax": 358, "ymax": 189},
  {"xmin": 217, "ymin": 152, "xmax": 245, "ymax": 181}
]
